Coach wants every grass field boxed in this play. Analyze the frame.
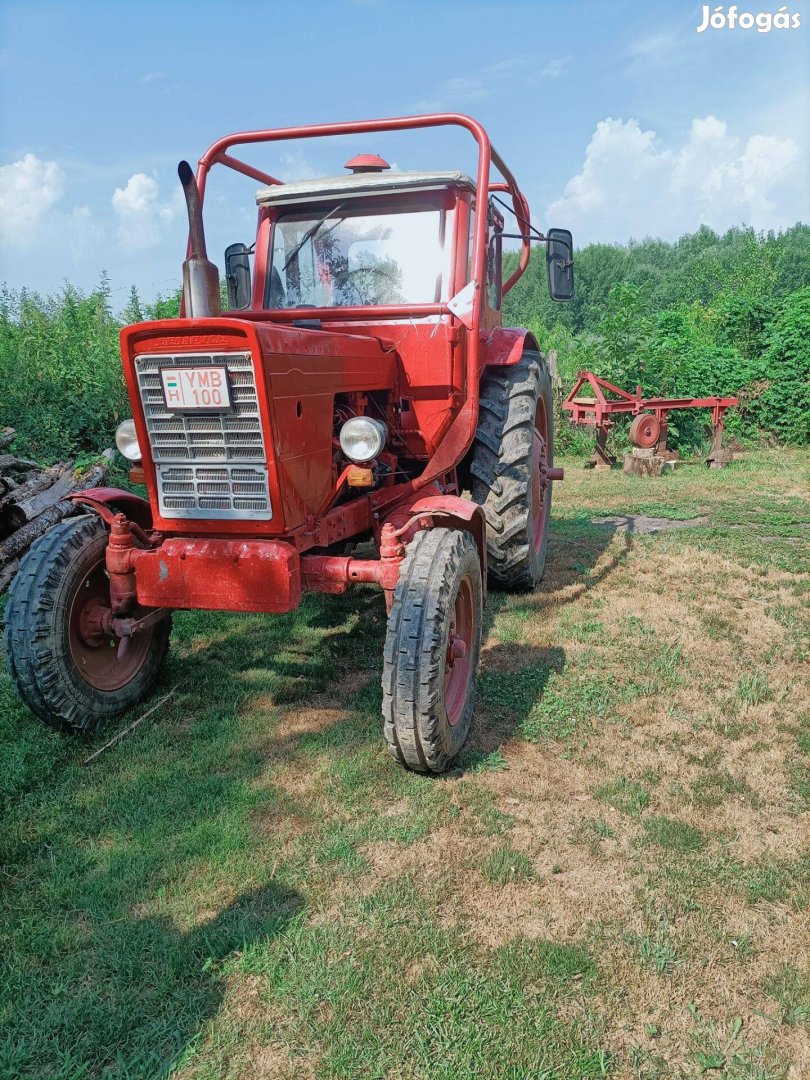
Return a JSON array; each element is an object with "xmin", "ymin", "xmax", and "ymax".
[{"xmin": 1, "ymin": 448, "xmax": 809, "ymax": 1080}]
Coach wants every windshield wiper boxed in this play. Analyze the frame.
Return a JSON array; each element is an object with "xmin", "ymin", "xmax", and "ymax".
[{"xmin": 283, "ymin": 202, "xmax": 346, "ymax": 271}]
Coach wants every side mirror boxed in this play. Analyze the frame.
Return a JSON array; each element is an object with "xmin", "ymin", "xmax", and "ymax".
[
  {"xmin": 546, "ymin": 228, "xmax": 574, "ymax": 302},
  {"xmin": 224, "ymin": 243, "xmax": 252, "ymax": 310}
]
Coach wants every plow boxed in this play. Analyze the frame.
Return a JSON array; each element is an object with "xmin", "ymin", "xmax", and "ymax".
[{"xmin": 562, "ymin": 370, "xmax": 739, "ymax": 471}]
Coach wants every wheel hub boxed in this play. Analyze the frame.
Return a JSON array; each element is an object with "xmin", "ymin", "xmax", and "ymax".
[
  {"xmin": 77, "ymin": 596, "xmax": 113, "ymax": 645},
  {"xmin": 446, "ymin": 629, "xmax": 467, "ymax": 670},
  {"xmin": 444, "ymin": 575, "xmax": 474, "ymax": 726},
  {"xmin": 68, "ymin": 558, "xmax": 155, "ymax": 691}
]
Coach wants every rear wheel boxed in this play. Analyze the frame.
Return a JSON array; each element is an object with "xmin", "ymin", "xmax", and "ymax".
[
  {"xmin": 471, "ymin": 351, "xmax": 555, "ymax": 590},
  {"xmin": 3, "ymin": 515, "xmax": 171, "ymax": 732},
  {"xmin": 382, "ymin": 528, "xmax": 482, "ymax": 774}
]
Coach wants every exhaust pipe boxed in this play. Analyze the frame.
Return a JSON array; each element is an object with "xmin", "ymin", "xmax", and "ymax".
[{"xmin": 178, "ymin": 161, "xmax": 221, "ymax": 318}]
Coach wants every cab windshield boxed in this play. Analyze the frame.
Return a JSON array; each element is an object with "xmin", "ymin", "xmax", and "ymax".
[{"xmin": 267, "ymin": 202, "xmax": 449, "ymax": 309}]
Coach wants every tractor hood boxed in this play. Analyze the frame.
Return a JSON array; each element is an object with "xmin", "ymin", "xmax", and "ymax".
[{"xmin": 119, "ymin": 318, "xmax": 397, "ymax": 538}]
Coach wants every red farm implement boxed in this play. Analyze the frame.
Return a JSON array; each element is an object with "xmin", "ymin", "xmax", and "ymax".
[
  {"xmin": 562, "ymin": 371, "xmax": 739, "ymax": 471},
  {"xmin": 4, "ymin": 112, "xmax": 573, "ymax": 773}
]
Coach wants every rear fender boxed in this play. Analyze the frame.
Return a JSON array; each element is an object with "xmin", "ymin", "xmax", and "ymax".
[
  {"xmin": 64, "ymin": 487, "xmax": 154, "ymax": 530},
  {"xmin": 388, "ymin": 494, "xmax": 487, "ymax": 598},
  {"xmin": 481, "ymin": 327, "xmax": 539, "ymax": 368}
]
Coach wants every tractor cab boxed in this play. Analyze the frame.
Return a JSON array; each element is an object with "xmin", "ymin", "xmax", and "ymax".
[{"xmin": 225, "ymin": 156, "xmax": 495, "ymax": 322}]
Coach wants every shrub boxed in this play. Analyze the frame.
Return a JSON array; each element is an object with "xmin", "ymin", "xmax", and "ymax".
[
  {"xmin": 504, "ymin": 223, "xmax": 810, "ymax": 452},
  {"xmin": 1, "ymin": 222, "xmax": 807, "ymax": 464},
  {"xmin": 0, "ymin": 280, "xmax": 180, "ymax": 463}
]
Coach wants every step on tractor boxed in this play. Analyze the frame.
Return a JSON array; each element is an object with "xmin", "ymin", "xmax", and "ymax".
[{"xmin": 4, "ymin": 114, "xmax": 573, "ymax": 773}]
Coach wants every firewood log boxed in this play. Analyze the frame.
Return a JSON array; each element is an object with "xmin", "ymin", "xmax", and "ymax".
[
  {"xmin": 0, "ymin": 450, "xmax": 114, "ymax": 572},
  {"xmin": 0, "ymin": 462, "xmax": 75, "ymax": 524}
]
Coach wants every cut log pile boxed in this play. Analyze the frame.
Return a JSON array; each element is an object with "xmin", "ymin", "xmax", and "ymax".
[{"xmin": 0, "ymin": 429, "xmax": 114, "ymax": 592}]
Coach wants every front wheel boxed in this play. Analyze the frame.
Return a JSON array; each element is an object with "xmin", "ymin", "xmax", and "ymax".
[
  {"xmin": 3, "ymin": 515, "xmax": 171, "ymax": 732},
  {"xmin": 382, "ymin": 528, "xmax": 483, "ymax": 774}
]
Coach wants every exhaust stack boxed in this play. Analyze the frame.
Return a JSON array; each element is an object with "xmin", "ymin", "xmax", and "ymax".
[{"xmin": 178, "ymin": 161, "xmax": 221, "ymax": 318}]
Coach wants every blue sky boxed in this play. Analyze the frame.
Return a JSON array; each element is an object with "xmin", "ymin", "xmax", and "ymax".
[{"xmin": 1, "ymin": 0, "xmax": 807, "ymax": 307}]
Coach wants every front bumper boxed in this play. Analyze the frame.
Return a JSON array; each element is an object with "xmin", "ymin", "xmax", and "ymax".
[
  {"xmin": 104, "ymin": 521, "xmax": 399, "ymax": 617},
  {"xmin": 129, "ymin": 538, "xmax": 302, "ymax": 614},
  {"xmin": 97, "ymin": 495, "xmax": 485, "ymax": 619}
]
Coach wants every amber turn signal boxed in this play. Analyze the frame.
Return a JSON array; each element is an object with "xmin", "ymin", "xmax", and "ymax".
[
  {"xmin": 129, "ymin": 465, "xmax": 146, "ymax": 485},
  {"xmin": 346, "ymin": 466, "xmax": 374, "ymax": 488}
]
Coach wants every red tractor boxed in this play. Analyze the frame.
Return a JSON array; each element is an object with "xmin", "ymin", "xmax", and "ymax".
[{"xmin": 4, "ymin": 114, "xmax": 573, "ymax": 773}]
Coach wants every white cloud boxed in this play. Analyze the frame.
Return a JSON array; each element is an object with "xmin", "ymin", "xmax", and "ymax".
[
  {"xmin": 627, "ymin": 32, "xmax": 680, "ymax": 64},
  {"xmin": 65, "ymin": 205, "xmax": 103, "ymax": 260},
  {"xmin": 546, "ymin": 115, "xmax": 805, "ymax": 242},
  {"xmin": 415, "ymin": 59, "xmax": 528, "ymax": 110},
  {"xmin": 280, "ymin": 150, "xmax": 320, "ymax": 181},
  {"xmin": 484, "ymin": 58, "xmax": 525, "ymax": 80},
  {"xmin": 419, "ymin": 75, "xmax": 490, "ymax": 110},
  {"xmin": 0, "ymin": 153, "xmax": 64, "ymax": 248},
  {"xmin": 528, "ymin": 56, "xmax": 570, "ymax": 82},
  {"xmin": 112, "ymin": 172, "xmax": 182, "ymax": 249},
  {"xmin": 625, "ymin": 18, "xmax": 698, "ymax": 70},
  {"xmin": 141, "ymin": 71, "xmax": 167, "ymax": 83}
]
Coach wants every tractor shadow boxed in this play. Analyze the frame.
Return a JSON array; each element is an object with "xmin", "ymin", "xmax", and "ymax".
[
  {"xmin": 457, "ymin": 512, "xmax": 636, "ymax": 769},
  {"xmin": 158, "ymin": 510, "xmax": 637, "ymax": 773},
  {"xmin": 2, "ymin": 652, "xmax": 308, "ymax": 1075},
  {"xmin": 0, "ymin": 513, "xmax": 636, "ymax": 1074},
  {"xmin": 539, "ymin": 510, "xmax": 636, "ymax": 609},
  {"xmin": 115, "ymin": 883, "xmax": 303, "ymax": 1079}
]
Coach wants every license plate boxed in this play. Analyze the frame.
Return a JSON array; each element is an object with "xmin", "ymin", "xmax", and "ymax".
[{"xmin": 161, "ymin": 366, "xmax": 231, "ymax": 410}]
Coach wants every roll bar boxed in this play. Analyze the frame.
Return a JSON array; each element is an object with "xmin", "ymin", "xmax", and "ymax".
[{"xmin": 194, "ymin": 112, "xmax": 532, "ymax": 302}]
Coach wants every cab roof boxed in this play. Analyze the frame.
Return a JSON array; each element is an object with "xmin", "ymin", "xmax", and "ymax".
[{"xmin": 255, "ymin": 169, "xmax": 476, "ymax": 207}]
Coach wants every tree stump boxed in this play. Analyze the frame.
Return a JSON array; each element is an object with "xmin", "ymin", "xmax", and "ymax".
[{"xmin": 623, "ymin": 448, "xmax": 667, "ymax": 477}]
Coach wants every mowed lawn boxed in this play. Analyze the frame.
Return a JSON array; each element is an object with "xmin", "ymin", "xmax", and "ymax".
[{"xmin": 1, "ymin": 449, "xmax": 809, "ymax": 1080}]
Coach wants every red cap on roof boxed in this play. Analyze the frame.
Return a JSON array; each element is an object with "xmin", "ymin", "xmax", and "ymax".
[{"xmin": 344, "ymin": 154, "xmax": 391, "ymax": 174}]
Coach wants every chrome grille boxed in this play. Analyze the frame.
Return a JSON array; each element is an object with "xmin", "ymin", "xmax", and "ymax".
[{"xmin": 135, "ymin": 352, "xmax": 272, "ymax": 520}]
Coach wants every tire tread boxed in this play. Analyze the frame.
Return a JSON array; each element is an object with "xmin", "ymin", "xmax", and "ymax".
[
  {"xmin": 382, "ymin": 528, "xmax": 481, "ymax": 774},
  {"xmin": 3, "ymin": 515, "xmax": 170, "ymax": 732},
  {"xmin": 470, "ymin": 351, "xmax": 554, "ymax": 590}
]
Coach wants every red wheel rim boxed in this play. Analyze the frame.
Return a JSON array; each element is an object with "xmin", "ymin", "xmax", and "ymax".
[
  {"xmin": 629, "ymin": 413, "xmax": 660, "ymax": 449},
  {"xmin": 531, "ymin": 395, "xmax": 551, "ymax": 553},
  {"xmin": 445, "ymin": 573, "xmax": 474, "ymax": 726},
  {"xmin": 67, "ymin": 557, "xmax": 154, "ymax": 691}
]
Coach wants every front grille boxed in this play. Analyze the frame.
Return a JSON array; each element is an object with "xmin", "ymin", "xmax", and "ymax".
[{"xmin": 135, "ymin": 352, "xmax": 272, "ymax": 520}]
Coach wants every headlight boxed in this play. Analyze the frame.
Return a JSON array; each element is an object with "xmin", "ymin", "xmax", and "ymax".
[
  {"xmin": 339, "ymin": 417, "xmax": 387, "ymax": 464},
  {"xmin": 115, "ymin": 419, "xmax": 142, "ymax": 462}
]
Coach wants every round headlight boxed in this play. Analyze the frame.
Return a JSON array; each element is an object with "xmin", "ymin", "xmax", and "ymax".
[
  {"xmin": 339, "ymin": 417, "xmax": 387, "ymax": 464},
  {"xmin": 115, "ymin": 419, "xmax": 142, "ymax": 462}
]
